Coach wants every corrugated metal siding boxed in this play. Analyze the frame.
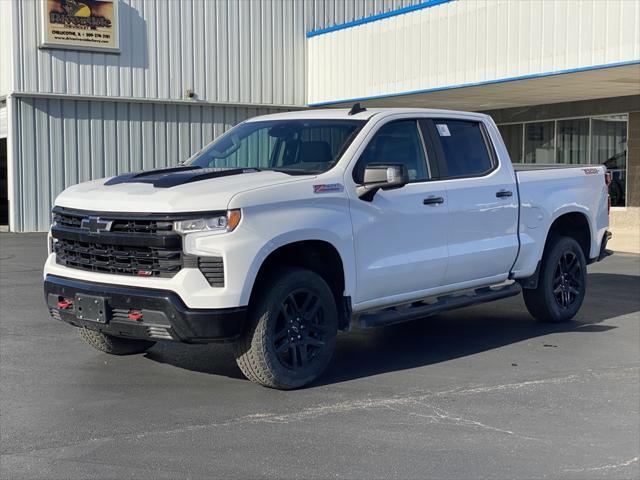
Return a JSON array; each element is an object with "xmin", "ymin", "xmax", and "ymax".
[
  {"xmin": 0, "ymin": 103, "xmax": 7, "ymax": 138},
  {"xmin": 308, "ymin": 0, "xmax": 640, "ymax": 105},
  {"xmin": 11, "ymin": 0, "xmax": 420, "ymax": 105},
  {"xmin": 11, "ymin": 97, "xmax": 282, "ymax": 231},
  {"xmin": 9, "ymin": 0, "xmax": 423, "ymax": 231},
  {"xmin": 0, "ymin": 0, "xmax": 13, "ymax": 96}
]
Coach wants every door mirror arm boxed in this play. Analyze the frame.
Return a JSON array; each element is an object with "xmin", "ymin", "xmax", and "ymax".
[{"xmin": 356, "ymin": 164, "xmax": 409, "ymax": 201}]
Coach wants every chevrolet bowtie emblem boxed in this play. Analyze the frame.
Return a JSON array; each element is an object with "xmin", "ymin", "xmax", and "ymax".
[{"xmin": 80, "ymin": 216, "xmax": 113, "ymax": 234}]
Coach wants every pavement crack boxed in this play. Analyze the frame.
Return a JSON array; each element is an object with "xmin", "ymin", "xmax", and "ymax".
[
  {"xmin": 562, "ymin": 456, "xmax": 639, "ymax": 473},
  {"xmin": 382, "ymin": 401, "xmax": 539, "ymax": 441},
  {"xmin": 430, "ymin": 366, "xmax": 638, "ymax": 398},
  {"xmin": 6, "ymin": 366, "xmax": 636, "ymax": 457}
]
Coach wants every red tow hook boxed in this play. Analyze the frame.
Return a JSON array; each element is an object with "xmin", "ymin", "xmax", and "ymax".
[
  {"xmin": 57, "ymin": 299, "xmax": 73, "ymax": 310},
  {"xmin": 128, "ymin": 310, "xmax": 143, "ymax": 321}
]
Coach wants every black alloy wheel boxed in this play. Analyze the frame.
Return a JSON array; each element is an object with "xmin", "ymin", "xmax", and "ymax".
[
  {"xmin": 552, "ymin": 251, "xmax": 583, "ymax": 309},
  {"xmin": 523, "ymin": 235, "xmax": 587, "ymax": 323},
  {"xmin": 234, "ymin": 268, "xmax": 338, "ymax": 389},
  {"xmin": 272, "ymin": 288, "xmax": 330, "ymax": 370}
]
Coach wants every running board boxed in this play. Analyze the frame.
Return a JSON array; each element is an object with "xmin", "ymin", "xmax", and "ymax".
[{"xmin": 357, "ymin": 283, "xmax": 522, "ymax": 329}]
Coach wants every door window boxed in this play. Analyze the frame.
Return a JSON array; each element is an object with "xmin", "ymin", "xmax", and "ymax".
[
  {"xmin": 431, "ymin": 120, "xmax": 494, "ymax": 177},
  {"xmin": 354, "ymin": 120, "xmax": 430, "ymax": 183}
]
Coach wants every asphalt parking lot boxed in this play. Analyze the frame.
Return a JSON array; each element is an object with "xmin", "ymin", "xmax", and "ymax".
[{"xmin": 1, "ymin": 233, "xmax": 638, "ymax": 480}]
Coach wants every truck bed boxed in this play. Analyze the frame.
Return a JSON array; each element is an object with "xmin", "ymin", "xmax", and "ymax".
[{"xmin": 510, "ymin": 163, "xmax": 609, "ymax": 278}]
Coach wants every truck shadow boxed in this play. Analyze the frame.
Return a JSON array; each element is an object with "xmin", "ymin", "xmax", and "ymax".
[{"xmin": 144, "ymin": 272, "xmax": 639, "ymax": 385}]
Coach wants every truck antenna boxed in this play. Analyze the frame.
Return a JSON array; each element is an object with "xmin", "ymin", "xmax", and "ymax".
[{"xmin": 348, "ymin": 102, "xmax": 367, "ymax": 115}]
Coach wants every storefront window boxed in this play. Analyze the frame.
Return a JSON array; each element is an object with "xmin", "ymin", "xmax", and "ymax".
[
  {"xmin": 524, "ymin": 121, "xmax": 555, "ymax": 164},
  {"xmin": 591, "ymin": 115, "xmax": 627, "ymax": 207},
  {"xmin": 498, "ymin": 114, "xmax": 628, "ymax": 206},
  {"xmin": 497, "ymin": 124, "xmax": 523, "ymax": 163},
  {"xmin": 556, "ymin": 118, "xmax": 589, "ymax": 164}
]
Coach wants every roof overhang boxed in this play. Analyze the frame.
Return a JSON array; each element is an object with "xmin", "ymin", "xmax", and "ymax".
[
  {"xmin": 307, "ymin": 0, "xmax": 640, "ymax": 111},
  {"xmin": 312, "ymin": 63, "xmax": 640, "ymax": 112}
]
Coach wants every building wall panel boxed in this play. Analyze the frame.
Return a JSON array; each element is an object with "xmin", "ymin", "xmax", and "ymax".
[
  {"xmin": 0, "ymin": 0, "xmax": 13, "ymax": 96},
  {"xmin": 11, "ymin": 98, "xmax": 285, "ymax": 231},
  {"xmin": 10, "ymin": 0, "xmax": 420, "ymax": 106},
  {"xmin": 308, "ymin": 0, "xmax": 640, "ymax": 105}
]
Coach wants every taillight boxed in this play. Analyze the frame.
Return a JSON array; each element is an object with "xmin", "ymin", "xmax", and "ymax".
[{"xmin": 605, "ymin": 171, "xmax": 612, "ymax": 215}]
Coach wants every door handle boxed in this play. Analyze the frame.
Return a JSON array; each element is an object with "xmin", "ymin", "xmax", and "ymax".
[
  {"xmin": 423, "ymin": 196, "xmax": 445, "ymax": 205},
  {"xmin": 496, "ymin": 190, "xmax": 513, "ymax": 198}
]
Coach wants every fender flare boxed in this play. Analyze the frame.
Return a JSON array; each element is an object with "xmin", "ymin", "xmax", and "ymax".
[{"xmin": 238, "ymin": 228, "xmax": 356, "ymax": 306}]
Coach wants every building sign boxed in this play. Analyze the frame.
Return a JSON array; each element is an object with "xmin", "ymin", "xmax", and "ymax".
[{"xmin": 41, "ymin": 0, "xmax": 119, "ymax": 52}]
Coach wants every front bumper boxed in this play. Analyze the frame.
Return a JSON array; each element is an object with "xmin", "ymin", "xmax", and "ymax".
[{"xmin": 44, "ymin": 275, "xmax": 246, "ymax": 343}]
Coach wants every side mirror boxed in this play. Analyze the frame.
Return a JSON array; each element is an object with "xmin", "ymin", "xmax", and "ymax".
[{"xmin": 356, "ymin": 164, "xmax": 409, "ymax": 201}]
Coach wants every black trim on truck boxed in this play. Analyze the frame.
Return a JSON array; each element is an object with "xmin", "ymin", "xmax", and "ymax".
[
  {"xmin": 51, "ymin": 225, "xmax": 181, "ymax": 248},
  {"xmin": 44, "ymin": 275, "xmax": 246, "ymax": 343},
  {"xmin": 591, "ymin": 230, "xmax": 613, "ymax": 264}
]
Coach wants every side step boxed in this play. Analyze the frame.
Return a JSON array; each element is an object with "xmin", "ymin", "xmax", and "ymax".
[{"xmin": 357, "ymin": 283, "xmax": 522, "ymax": 329}]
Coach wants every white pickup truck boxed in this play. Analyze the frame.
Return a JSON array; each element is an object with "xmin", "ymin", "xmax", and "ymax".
[{"xmin": 44, "ymin": 106, "xmax": 612, "ymax": 389}]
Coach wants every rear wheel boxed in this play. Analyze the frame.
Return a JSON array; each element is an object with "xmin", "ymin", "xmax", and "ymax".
[
  {"xmin": 78, "ymin": 328, "xmax": 156, "ymax": 355},
  {"xmin": 523, "ymin": 235, "xmax": 587, "ymax": 323},
  {"xmin": 234, "ymin": 268, "xmax": 338, "ymax": 389}
]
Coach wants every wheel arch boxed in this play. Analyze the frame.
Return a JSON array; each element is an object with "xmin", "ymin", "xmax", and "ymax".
[
  {"xmin": 545, "ymin": 211, "xmax": 592, "ymax": 261},
  {"xmin": 519, "ymin": 210, "xmax": 592, "ymax": 289},
  {"xmin": 241, "ymin": 234, "xmax": 353, "ymax": 330}
]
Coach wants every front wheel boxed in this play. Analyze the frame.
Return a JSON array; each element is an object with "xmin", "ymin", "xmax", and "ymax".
[
  {"xmin": 523, "ymin": 235, "xmax": 587, "ymax": 323},
  {"xmin": 234, "ymin": 268, "xmax": 338, "ymax": 389}
]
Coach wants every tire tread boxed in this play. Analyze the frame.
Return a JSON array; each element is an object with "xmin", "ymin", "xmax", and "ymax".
[{"xmin": 78, "ymin": 328, "xmax": 155, "ymax": 355}]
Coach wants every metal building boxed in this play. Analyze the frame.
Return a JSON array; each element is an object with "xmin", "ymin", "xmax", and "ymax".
[
  {"xmin": 1, "ymin": 0, "xmax": 639, "ymax": 239},
  {"xmin": 0, "ymin": 0, "xmax": 419, "ymax": 231}
]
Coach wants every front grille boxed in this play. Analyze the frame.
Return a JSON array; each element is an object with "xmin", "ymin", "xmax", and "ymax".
[
  {"xmin": 53, "ymin": 210, "xmax": 174, "ymax": 234},
  {"xmin": 54, "ymin": 238, "xmax": 182, "ymax": 278},
  {"xmin": 198, "ymin": 257, "xmax": 225, "ymax": 287},
  {"xmin": 52, "ymin": 207, "xmax": 184, "ymax": 278}
]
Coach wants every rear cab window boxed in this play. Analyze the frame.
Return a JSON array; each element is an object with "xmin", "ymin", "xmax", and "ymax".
[{"xmin": 426, "ymin": 119, "xmax": 496, "ymax": 178}]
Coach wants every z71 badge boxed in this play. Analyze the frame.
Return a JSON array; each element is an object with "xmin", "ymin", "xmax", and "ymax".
[{"xmin": 313, "ymin": 183, "xmax": 344, "ymax": 194}]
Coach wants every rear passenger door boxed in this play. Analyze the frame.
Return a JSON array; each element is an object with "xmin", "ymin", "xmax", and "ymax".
[{"xmin": 425, "ymin": 119, "xmax": 519, "ymax": 286}]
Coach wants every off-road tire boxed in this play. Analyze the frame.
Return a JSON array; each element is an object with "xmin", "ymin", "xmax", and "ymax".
[
  {"xmin": 78, "ymin": 328, "xmax": 156, "ymax": 355},
  {"xmin": 523, "ymin": 235, "xmax": 587, "ymax": 323},
  {"xmin": 234, "ymin": 268, "xmax": 338, "ymax": 389}
]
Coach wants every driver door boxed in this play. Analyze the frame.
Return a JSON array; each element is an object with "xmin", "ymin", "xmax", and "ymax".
[{"xmin": 348, "ymin": 119, "xmax": 449, "ymax": 310}]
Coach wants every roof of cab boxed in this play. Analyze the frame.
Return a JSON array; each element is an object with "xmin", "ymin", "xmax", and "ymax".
[{"xmin": 245, "ymin": 108, "xmax": 490, "ymax": 122}]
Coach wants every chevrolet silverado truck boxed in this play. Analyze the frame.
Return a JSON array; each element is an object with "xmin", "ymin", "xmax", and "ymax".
[{"xmin": 44, "ymin": 106, "xmax": 612, "ymax": 389}]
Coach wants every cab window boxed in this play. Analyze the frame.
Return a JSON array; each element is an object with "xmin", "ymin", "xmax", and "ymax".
[
  {"xmin": 354, "ymin": 120, "xmax": 430, "ymax": 183},
  {"xmin": 430, "ymin": 120, "xmax": 494, "ymax": 178}
]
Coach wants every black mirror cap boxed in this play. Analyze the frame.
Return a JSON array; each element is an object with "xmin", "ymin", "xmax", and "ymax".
[{"xmin": 357, "ymin": 164, "xmax": 409, "ymax": 201}]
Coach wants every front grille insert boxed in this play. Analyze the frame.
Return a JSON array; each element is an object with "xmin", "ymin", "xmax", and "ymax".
[
  {"xmin": 53, "ymin": 210, "xmax": 174, "ymax": 234},
  {"xmin": 197, "ymin": 257, "xmax": 225, "ymax": 287},
  {"xmin": 54, "ymin": 238, "xmax": 183, "ymax": 278},
  {"xmin": 52, "ymin": 207, "xmax": 185, "ymax": 278}
]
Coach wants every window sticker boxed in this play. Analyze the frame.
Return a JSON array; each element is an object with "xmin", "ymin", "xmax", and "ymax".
[{"xmin": 436, "ymin": 124, "xmax": 451, "ymax": 137}]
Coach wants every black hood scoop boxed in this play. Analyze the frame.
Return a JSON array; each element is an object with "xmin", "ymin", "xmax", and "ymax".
[{"xmin": 104, "ymin": 166, "xmax": 260, "ymax": 188}]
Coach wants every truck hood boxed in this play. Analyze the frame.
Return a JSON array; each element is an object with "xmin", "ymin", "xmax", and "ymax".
[{"xmin": 54, "ymin": 167, "xmax": 311, "ymax": 213}]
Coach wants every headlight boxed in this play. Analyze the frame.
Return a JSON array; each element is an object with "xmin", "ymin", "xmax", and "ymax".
[{"xmin": 174, "ymin": 210, "xmax": 241, "ymax": 234}]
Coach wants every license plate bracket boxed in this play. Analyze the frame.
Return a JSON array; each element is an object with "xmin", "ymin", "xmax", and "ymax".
[{"xmin": 75, "ymin": 294, "xmax": 110, "ymax": 323}]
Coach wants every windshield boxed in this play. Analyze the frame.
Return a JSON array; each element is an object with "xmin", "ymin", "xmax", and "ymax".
[{"xmin": 186, "ymin": 119, "xmax": 365, "ymax": 174}]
